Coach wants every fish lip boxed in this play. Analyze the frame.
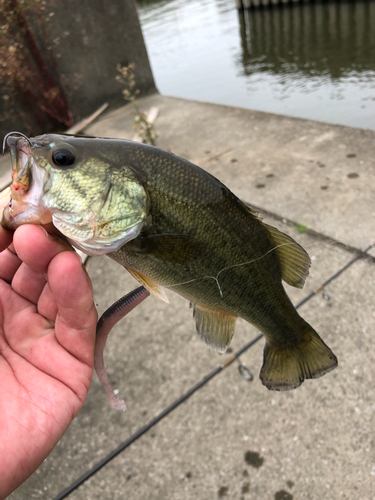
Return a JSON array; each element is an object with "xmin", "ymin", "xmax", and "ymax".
[
  {"xmin": 5, "ymin": 133, "xmax": 33, "ymax": 201},
  {"xmin": 2, "ymin": 200, "xmax": 53, "ymax": 229},
  {"xmin": 2, "ymin": 131, "xmax": 51, "ymax": 228}
]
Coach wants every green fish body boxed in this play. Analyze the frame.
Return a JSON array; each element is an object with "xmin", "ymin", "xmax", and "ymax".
[{"xmin": 2, "ymin": 133, "xmax": 337, "ymax": 390}]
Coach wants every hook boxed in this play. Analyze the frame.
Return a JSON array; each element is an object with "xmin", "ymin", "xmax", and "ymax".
[{"xmin": 2, "ymin": 131, "xmax": 32, "ymax": 155}]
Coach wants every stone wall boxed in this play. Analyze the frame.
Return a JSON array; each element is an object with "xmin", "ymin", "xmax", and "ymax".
[{"xmin": 0, "ymin": 0, "xmax": 157, "ymax": 138}]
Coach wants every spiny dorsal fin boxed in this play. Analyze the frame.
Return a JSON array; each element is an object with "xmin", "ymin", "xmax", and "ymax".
[
  {"xmin": 125, "ymin": 267, "xmax": 169, "ymax": 303},
  {"xmin": 193, "ymin": 304, "xmax": 237, "ymax": 353},
  {"xmin": 263, "ymin": 224, "xmax": 311, "ymax": 288}
]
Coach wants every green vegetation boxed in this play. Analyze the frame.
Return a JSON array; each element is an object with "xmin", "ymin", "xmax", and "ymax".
[
  {"xmin": 116, "ymin": 63, "xmax": 158, "ymax": 146},
  {"xmin": 294, "ymin": 223, "xmax": 310, "ymax": 234}
]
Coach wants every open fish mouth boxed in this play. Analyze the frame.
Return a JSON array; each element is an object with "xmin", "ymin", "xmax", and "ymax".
[
  {"xmin": 2, "ymin": 132, "xmax": 52, "ymax": 229},
  {"xmin": 3, "ymin": 131, "xmax": 33, "ymax": 200}
]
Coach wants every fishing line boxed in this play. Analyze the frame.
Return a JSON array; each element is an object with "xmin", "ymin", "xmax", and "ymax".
[
  {"xmin": 53, "ymin": 241, "xmax": 374, "ymax": 500},
  {"xmin": 168, "ymin": 241, "xmax": 299, "ymax": 299}
]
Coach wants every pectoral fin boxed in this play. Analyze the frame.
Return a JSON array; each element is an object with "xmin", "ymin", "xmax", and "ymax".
[
  {"xmin": 136, "ymin": 234, "xmax": 203, "ymax": 263},
  {"xmin": 125, "ymin": 267, "xmax": 169, "ymax": 303},
  {"xmin": 193, "ymin": 304, "xmax": 237, "ymax": 353},
  {"xmin": 264, "ymin": 223, "xmax": 311, "ymax": 288}
]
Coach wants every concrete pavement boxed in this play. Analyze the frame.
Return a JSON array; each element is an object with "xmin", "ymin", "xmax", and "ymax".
[{"xmin": 7, "ymin": 95, "xmax": 375, "ymax": 500}]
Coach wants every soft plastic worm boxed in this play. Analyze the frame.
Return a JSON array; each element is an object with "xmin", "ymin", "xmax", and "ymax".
[{"xmin": 94, "ymin": 286, "xmax": 150, "ymax": 410}]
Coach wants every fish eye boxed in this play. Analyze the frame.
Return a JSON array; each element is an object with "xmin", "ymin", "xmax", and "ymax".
[{"xmin": 52, "ymin": 148, "xmax": 75, "ymax": 167}]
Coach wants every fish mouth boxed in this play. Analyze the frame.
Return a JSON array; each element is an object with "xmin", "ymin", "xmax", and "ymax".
[
  {"xmin": 2, "ymin": 132, "xmax": 52, "ymax": 229},
  {"xmin": 4, "ymin": 132, "xmax": 33, "ymax": 201}
]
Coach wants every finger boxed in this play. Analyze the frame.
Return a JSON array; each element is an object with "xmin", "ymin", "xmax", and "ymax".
[
  {"xmin": 0, "ymin": 187, "xmax": 13, "ymax": 252},
  {"xmin": 0, "ymin": 244, "xmax": 22, "ymax": 283},
  {"xmin": 37, "ymin": 282, "xmax": 58, "ymax": 322},
  {"xmin": 11, "ymin": 262, "xmax": 47, "ymax": 305},
  {"xmin": 48, "ymin": 251, "xmax": 97, "ymax": 367},
  {"xmin": 0, "ymin": 225, "xmax": 13, "ymax": 253},
  {"xmin": 13, "ymin": 225, "xmax": 73, "ymax": 275}
]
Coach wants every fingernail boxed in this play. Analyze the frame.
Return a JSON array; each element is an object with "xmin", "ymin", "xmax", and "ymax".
[
  {"xmin": 39, "ymin": 226, "xmax": 50, "ymax": 239},
  {"xmin": 40, "ymin": 226, "xmax": 59, "ymax": 241},
  {"xmin": 40, "ymin": 226, "xmax": 72, "ymax": 249}
]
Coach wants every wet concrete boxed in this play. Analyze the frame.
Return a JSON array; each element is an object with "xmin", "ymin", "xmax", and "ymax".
[{"xmin": 6, "ymin": 95, "xmax": 375, "ymax": 499}]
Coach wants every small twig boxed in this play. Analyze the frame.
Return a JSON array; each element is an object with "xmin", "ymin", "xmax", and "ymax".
[
  {"xmin": 66, "ymin": 103, "xmax": 109, "ymax": 135},
  {"xmin": 198, "ymin": 148, "xmax": 232, "ymax": 166}
]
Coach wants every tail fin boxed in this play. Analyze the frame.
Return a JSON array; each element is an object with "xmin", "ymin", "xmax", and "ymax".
[{"xmin": 259, "ymin": 326, "xmax": 338, "ymax": 391}]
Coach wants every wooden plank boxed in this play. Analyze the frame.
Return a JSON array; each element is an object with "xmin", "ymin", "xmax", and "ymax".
[{"xmin": 66, "ymin": 102, "xmax": 109, "ymax": 135}]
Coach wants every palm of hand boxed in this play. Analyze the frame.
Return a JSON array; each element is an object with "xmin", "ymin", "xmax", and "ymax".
[{"xmin": 0, "ymin": 225, "xmax": 97, "ymax": 498}]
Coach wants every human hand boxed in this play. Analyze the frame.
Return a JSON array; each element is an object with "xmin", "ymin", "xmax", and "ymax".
[{"xmin": 0, "ymin": 205, "xmax": 97, "ymax": 498}]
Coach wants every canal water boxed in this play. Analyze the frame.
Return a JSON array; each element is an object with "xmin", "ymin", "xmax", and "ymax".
[{"xmin": 136, "ymin": 0, "xmax": 375, "ymax": 130}]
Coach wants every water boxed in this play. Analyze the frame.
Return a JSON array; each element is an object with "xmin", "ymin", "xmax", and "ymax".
[{"xmin": 137, "ymin": 0, "xmax": 375, "ymax": 130}]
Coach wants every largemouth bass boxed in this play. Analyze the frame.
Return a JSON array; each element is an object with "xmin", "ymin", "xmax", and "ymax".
[{"xmin": 2, "ymin": 132, "xmax": 337, "ymax": 397}]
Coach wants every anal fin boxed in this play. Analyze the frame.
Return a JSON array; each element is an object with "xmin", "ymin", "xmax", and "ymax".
[
  {"xmin": 193, "ymin": 304, "xmax": 237, "ymax": 353},
  {"xmin": 125, "ymin": 267, "xmax": 169, "ymax": 303}
]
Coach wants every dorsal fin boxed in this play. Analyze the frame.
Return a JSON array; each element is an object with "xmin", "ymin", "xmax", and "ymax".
[
  {"xmin": 125, "ymin": 267, "xmax": 169, "ymax": 303},
  {"xmin": 263, "ymin": 224, "xmax": 311, "ymax": 288},
  {"xmin": 193, "ymin": 304, "xmax": 237, "ymax": 353}
]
